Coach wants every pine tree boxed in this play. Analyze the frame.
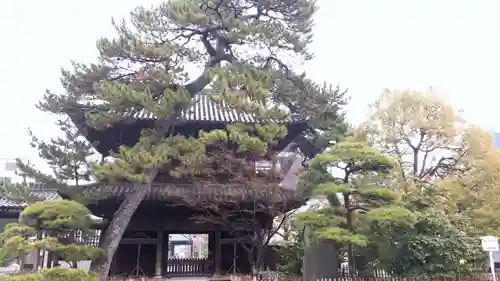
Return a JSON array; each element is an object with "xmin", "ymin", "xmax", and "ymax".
[
  {"xmin": 0, "ymin": 117, "xmax": 97, "ymax": 196},
  {"xmin": 0, "ymin": 118, "xmax": 98, "ymax": 210},
  {"xmin": 295, "ymin": 139, "xmax": 415, "ymax": 273},
  {"xmin": 18, "ymin": 118, "xmax": 97, "ymax": 188},
  {"xmin": 33, "ymin": 1, "xmax": 347, "ymax": 279},
  {"xmin": 0, "ymin": 120, "xmax": 102, "ymax": 271},
  {"xmin": 0, "ymin": 200, "xmax": 102, "ymax": 270}
]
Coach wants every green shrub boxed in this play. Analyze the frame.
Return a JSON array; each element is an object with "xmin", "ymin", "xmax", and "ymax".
[
  {"xmin": 0, "ymin": 268, "xmax": 97, "ymax": 281},
  {"xmin": 0, "ymin": 273, "xmax": 41, "ymax": 281},
  {"xmin": 40, "ymin": 268, "xmax": 97, "ymax": 281}
]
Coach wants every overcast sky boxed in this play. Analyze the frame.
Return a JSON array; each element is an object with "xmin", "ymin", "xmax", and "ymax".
[{"xmin": 0, "ymin": 0, "xmax": 499, "ymax": 174}]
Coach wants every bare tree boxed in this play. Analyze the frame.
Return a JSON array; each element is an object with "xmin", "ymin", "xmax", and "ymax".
[{"xmin": 186, "ymin": 191, "xmax": 298, "ymax": 279}]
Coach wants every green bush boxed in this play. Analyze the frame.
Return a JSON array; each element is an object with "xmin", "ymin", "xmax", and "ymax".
[
  {"xmin": 39, "ymin": 268, "xmax": 97, "ymax": 281},
  {"xmin": 0, "ymin": 273, "xmax": 41, "ymax": 281},
  {"xmin": 1, "ymin": 268, "xmax": 97, "ymax": 281}
]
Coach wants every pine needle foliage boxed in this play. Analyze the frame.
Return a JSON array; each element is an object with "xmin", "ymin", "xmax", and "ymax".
[
  {"xmin": 0, "ymin": 200, "xmax": 102, "ymax": 269},
  {"xmin": 296, "ymin": 139, "xmax": 415, "ymax": 270},
  {"xmin": 0, "ymin": 117, "xmax": 99, "ymax": 207},
  {"xmin": 19, "ymin": 119, "xmax": 96, "ymax": 187}
]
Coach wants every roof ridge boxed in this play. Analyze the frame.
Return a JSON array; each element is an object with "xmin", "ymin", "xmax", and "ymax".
[
  {"xmin": 196, "ymin": 88, "xmax": 248, "ymax": 96},
  {"xmin": 29, "ymin": 188, "xmax": 59, "ymax": 191},
  {"xmin": 196, "ymin": 88, "xmax": 214, "ymax": 95}
]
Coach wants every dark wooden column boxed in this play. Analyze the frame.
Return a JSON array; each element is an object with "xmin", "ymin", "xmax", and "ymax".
[
  {"xmin": 214, "ymin": 230, "xmax": 222, "ymax": 275},
  {"xmin": 154, "ymin": 230, "xmax": 163, "ymax": 278}
]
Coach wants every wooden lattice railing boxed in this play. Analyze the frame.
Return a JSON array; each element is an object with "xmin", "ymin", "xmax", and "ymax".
[{"xmin": 165, "ymin": 258, "xmax": 212, "ymax": 276}]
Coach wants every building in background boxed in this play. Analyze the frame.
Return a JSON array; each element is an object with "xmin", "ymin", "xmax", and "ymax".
[
  {"xmin": 494, "ymin": 132, "xmax": 500, "ymax": 148},
  {"xmin": 168, "ymin": 234, "xmax": 208, "ymax": 259},
  {"xmin": 0, "ymin": 159, "xmax": 20, "ymax": 184},
  {"xmin": 0, "ymin": 158, "xmax": 35, "ymax": 184},
  {"xmin": 491, "ymin": 132, "xmax": 500, "ymax": 268}
]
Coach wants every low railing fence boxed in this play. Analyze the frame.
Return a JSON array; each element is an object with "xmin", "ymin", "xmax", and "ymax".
[{"xmin": 165, "ymin": 258, "xmax": 212, "ymax": 276}]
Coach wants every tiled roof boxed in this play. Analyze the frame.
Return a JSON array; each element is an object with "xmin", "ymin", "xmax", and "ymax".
[
  {"xmin": 124, "ymin": 91, "xmax": 300, "ymax": 123},
  {"xmin": 0, "ymin": 189, "xmax": 61, "ymax": 210}
]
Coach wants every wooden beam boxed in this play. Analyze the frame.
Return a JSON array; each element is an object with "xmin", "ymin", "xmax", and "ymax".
[
  {"xmin": 214, "ymin": 230, "xmax": 221, "ymax": 275},
  {"xmin": 120, "ymin": 238, "xmax": 158, "ymax": 244},
  {"xmin": 220, "ymin": 238, "xmax": 252, "ymax": 244}
]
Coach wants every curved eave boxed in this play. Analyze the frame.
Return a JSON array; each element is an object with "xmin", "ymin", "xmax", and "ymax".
[
  {"xmin": 60, "ymin": 182, "xmax": 306, "ymax": 216},
  {"xmin": 0, "ymin": 207, "xmax": 22, "ymax": 218}
]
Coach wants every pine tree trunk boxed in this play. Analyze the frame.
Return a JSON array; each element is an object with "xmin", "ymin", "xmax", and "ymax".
[
  {"xmin": 19, "ymin": 256, "xmax": 25, "ymax": 270},
  {"xmin": 90, "ymin": 180, "xmax": 153, "ymax": 281},
  {"xmin": 34, "ymin": 231, "xmax": 42, "ymax": 271},
  {"xmin": 343, "ymin": 193, "xmax": 356, "ymax": 276}
]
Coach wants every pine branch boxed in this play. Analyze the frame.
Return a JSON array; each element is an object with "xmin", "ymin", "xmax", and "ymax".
[{"xmin": 0, "ymin": 182, "xmax": 42, "ymax": 205}]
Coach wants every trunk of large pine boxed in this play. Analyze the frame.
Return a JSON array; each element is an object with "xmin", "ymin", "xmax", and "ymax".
[
  {"xmin": 34, "ymin": 231, "xmax": 42, "ymax": 270},
  {"xmin": 90, "ymin": 182, "xmax": 152, "ymax": 281}
]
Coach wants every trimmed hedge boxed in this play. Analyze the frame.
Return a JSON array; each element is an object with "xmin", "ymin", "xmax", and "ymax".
[{"xmin": 1, "ymin": 268, "xmax": 97, "ymax": 281}]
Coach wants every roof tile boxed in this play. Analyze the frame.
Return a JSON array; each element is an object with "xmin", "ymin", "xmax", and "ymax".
[
  {"xmin": 124, "ymin": 92, "xmax": 298, "ymax": 123},
  {"xmin": 0, "ymin": 189, "xmax": 61, "ymax": 209}
]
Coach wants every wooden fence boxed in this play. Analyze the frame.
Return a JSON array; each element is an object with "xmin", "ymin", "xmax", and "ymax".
[
  {"xmin": 259, "ymin": 270, "xmax": 496, "ymax": 281},
  {"xmin": 309, "ymin": 276, "xmax": 492, "ymax": 281},
  {"xmin": 3, "ymin": 267, "xmax": 498, "ymax": 281},
  {"xmin": 165, "ymin": 258, "xmax": 212, "ymax": 276}
]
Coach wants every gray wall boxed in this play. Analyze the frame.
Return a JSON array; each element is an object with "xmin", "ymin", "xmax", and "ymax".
[
  {"xmin": 302, "ymin": 226, "xmax": 340, "ymax": 281},
  {"xmin": 303, "ymin": 241, "xmax": 340, "ymax": 280},
  {"xmin": 0, "ymin": 218, "xmax": 18, "ymax": 232}
]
